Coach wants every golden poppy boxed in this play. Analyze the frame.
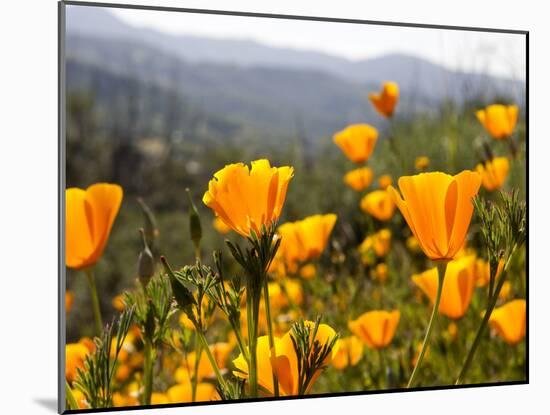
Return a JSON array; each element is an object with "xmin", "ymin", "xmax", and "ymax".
[
  {"xmin": 66, "ymin": 183, "xmax": 123, "ymax": 270},
  {"xmin": 360, "ymin": 190, "xmax": 396, "ymax": 221},
  {"xmin": 369, "ymin": 81, "xmax": 399, "ymax": 118},
  {"xmin": 233, "ymin": 323, "xmax": 338, "ymax": 396},
  {"xmin": 212, "ymin": 216, "xmax": 232, "ymax": 234},
  {"xmin": 475, "ymin": 157, "xmax": 510, "ymax": 191},
  {"xmin": 348, "ymin": 310, "xmax": 400, "ymax": 349},
  {"xmin": 378, "ymin": 174, "xmax": 393, "ymax": 190},
  {"xmin": 415, "ymin": 156, "xmax": 430, "ymax": 171},
  {"xmin": 412, "ymin": 255, "xmax": 476, "ymax": 320},
  {"xmin": 202, "ymin": 159, "xmax": 294, "ymax": 238},
  {"xmin": 277, "ymin": 214, "xmax": 337, "ymax": 269},
  {"xmin": 488, "ymin": 299, "xmax": 526, "ymax": 345},
  {"xmin": 476, "ymin": 104, "xmax": 519, "ymax": 140},
  {"xmin": 332, "ymin": 336, "xmax": 364, "ymax": 369},
  {"xmin": 388, "ymin": 171, "xmax": 481, "ymax": 260},
  {"xmin": 499, "ymin": 281, "xmax": 512, "ymax": 300},
  {"xmin": 333, "ymin": 124, "xmax": 378, "ymax": 163},
  {"xmin": 359, "ymin": 229, "xmax": 392, "ymax": 258},
  {"xmin": 151, "ymin": 393, "xmax": 169, "ymax": 405},
  {"xmin": 343, "ymin": 167, "xmax": 374, "ymax": 191}
]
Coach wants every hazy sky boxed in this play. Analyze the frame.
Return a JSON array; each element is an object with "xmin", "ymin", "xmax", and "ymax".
[{"xmin": 111, "ymin": 8, "xmax": 526, "ymax": 81}]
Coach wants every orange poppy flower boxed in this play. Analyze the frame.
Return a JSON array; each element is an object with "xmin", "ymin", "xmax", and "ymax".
[
  {"xmin": 476, "ymin": 104, "xmax": 519, "ymax": 140},
  {"xmin": 489, "ymin": 299, "xmax": 526, "ymax": 345},
  {"xmin": 369, "ymin": 81, "xmax": 399, "ymax": 118},
  {"xmin": 65, "ymin": 183, "xmax": 123, "ymax": 270},
  {"xmin": 388, "ymin": 171, "xmax": 481, "ymax": 260},
  {"xmin": 475, "ymin": 157, "xmax": 510, "ymax": 191},
  {"xmin": 348, "ymin": 310, "xmax": 400, "ymax": 349},
  {"xmin": 412, "ymin": 255, "xmax": 476, "ymax": 319},
  {"xmin": 203, "ymin": 159, "xmax": 294, "ymax": 238},
  {"xmin": 332, "ymin": 336, "xmax": 364, "ymax": 369},
  {"xmin": 343, "ymin": 167, "xmax": 374, "ymax": 191},
  {"xmin": 360, "ymin": 190, "xmax": 396, "ymax": 221},
  {"xmin": 333, "ymin": 124, "xmax": 378, "ymax": 163}
]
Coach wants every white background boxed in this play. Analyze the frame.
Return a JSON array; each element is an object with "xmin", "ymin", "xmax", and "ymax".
[{"xmin": 0, "ymin": 0, "xmax": 545, "ymax": 414}]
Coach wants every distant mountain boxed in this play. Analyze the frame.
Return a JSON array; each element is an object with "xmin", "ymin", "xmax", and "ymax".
[
  {"xmin": 64, "ymin": 5, "xmax": 525, "ymax": 140},
  {"xmin": 65, "ymin": 5, "xmax": 525, "ymax": 103}
]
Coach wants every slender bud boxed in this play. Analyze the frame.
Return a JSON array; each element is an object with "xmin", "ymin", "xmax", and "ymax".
[
  {"xmin": 160, "ymin": 256, "xmax": 195, "ymax": 312},
  {"xmin": 138, "ymin": 228, "xmax": 155, "ymax": 288},
  {"xmin": 186, "ymin": 188, "xmax": 202, "ymax": 258},
  {"xmin": 137, "ymin": 198, "xmax": 159, "ymax": 249}
]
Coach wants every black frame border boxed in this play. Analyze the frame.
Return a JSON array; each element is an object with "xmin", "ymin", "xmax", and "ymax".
[{"xmin": 58, "ymin": 1, "xmax": 529, "ymax": 413}]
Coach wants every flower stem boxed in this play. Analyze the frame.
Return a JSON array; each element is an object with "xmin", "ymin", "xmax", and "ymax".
[
  {"xmin": 195, "ymin": 329, "xmax": 229, "ymax": 392},
  {"xmin": 407, "ymin": 261, "xmax": 446, "ymax": 388},
  {"xmin": 246, "ymin": 288, "xmax": 259, "ymax": 397},
  {"xmin": 191, "ymin": 337, "xmax": 201, "ymax": 401},
  {"xmin": 84, "ymin": 268, "xmax": 103, "ymax": 336},
  {"xmin": 455, "ymin": 248, "xmax": 516, "ymax": 385},
  {"xmin": 263, "ymin": 278, "xmax": 280, "ymax": 397},
  {"xmin": 142, "ymin": 337, "xmax": 154, "ymax": 405}
]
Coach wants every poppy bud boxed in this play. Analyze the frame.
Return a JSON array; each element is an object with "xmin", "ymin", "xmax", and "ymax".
[
  {"xmin": 186, "ymin": 189, "xmax": 202, "ymax": 257},
  {"xmin": 137, "ymin": 198, "xmax": 159, "ymax": 249},
  {"xmin": 161, "ymin": 256, "xmax": 195, "ymax": 313},
  {"xmin": 138, "ymin": 228, "xmax": 154, "ymax": 288}
]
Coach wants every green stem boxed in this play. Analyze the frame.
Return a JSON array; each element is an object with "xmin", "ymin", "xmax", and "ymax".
[
  {"xmin": 142, "ymin": 337, "xmax": 154, "ymax": 405},
  {"xmin": 455, "ymin": 247, "xmax": 517, "ymax": 385},
  {"xmin": 246, "ymin": 288, "xmax": 259, "ymax": 397},
  {"xmin": 407, "ymin": 261, "xmax": 447, "ymax": 388},
  {"xmin": 263, "ymin": 278, "xmax": 280, "ymax": 397},
  {"xmin": 65, "ymin": 380, "xmax": 79, "ymax": 410},
  {"xmin": 191, "ymin": 337, "xmax": 201, "ymax": 401},
  {"xmin": 84, "ymin": 268, "xmax": 103, "ymax": 336},
  {"xmin": 196, "ymin": 329, "xmax": 229, "ymax": 392}
]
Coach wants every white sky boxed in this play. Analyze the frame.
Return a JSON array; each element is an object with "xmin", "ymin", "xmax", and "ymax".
[{"xmin": 111, "ymin": 8, "xmax": 526, "ymax": 81}]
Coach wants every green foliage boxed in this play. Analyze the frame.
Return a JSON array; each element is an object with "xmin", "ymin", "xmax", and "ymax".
[{"xmin": 73, "ymin": 307, "xmax": 134, "ymax": 408}]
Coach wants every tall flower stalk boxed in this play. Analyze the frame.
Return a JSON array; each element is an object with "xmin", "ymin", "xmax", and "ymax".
[
  {"xmin": 407, "ymin": 261, "xmax": 446, "ymax": 388},
  {"xmin": 455, "ymin": 191, "xmax": 526, "ymax": 384},
  {"xmin": 84, "ymin": 268, "xmax": 103, "ymax": 335}
]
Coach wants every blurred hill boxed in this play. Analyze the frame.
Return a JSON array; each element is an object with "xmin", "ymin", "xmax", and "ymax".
[{"xmin": 64, "ymin": 5, "xmax": 525, "ymax": 141}]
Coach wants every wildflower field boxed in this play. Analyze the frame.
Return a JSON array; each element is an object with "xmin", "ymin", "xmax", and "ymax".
[{"xmin": 64, "ymin": 62, "xmax": 527, "ymax": 409}]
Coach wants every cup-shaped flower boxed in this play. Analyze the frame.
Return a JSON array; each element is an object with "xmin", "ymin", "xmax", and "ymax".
[
  {"xmin": 333, "ymin": 124, "xmax": 378, "ymax": 163},
  {"xmin": 475, "ymin": 157, "xmax": 510, "ymax": 191},
  {"xmin": 412, "ymin": 255, "xmax": 476, "ymax": 320},
  {"xmin": 369, "ymin": 81, "xmax": 399, "ymax": 118},
  {"xmin": 66, "ymin": 338, "xmax": 95, "ymax": 382},
  {"xmin": 65, "ymin": 183, "xmax": 123, "ymax": 270},
  {"xmin": 343, "ymin": 167, "xmax": 374, "ymax": 191},
  {"xmin": 360, "ymin": 190, "xmax": 396, "ymax": 222},
  {"xmin": 388, "ymin": 171, "xmax": 481, "ymax": 261},
  {"xmin": 277, "ymin": 214, "xmax": 337, "ymax": 269},
  {"xmin": 348, "ymin": 310, "xmax": 400, "ymax": 349},
  {"xmin": 476, "ymin": 104, "xmax": 519, "ymax": 140},
  {"xmin": 332, "ymin": 336, "xmax": 364, "ymax": 370},
  {"xmin": 474, "ymin": 258, "xmax": 504, "ymax": 287},
  {"xmin": 488, "ymin": 299, "xmax": 526, "ymax": 345},
  {"xmin": 202, "ymin": 159, "xmax": 294, "ymax": 238},
  {"xmin": 233, "ymin": 322, "xmax": 338, "ymax": 396}
]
